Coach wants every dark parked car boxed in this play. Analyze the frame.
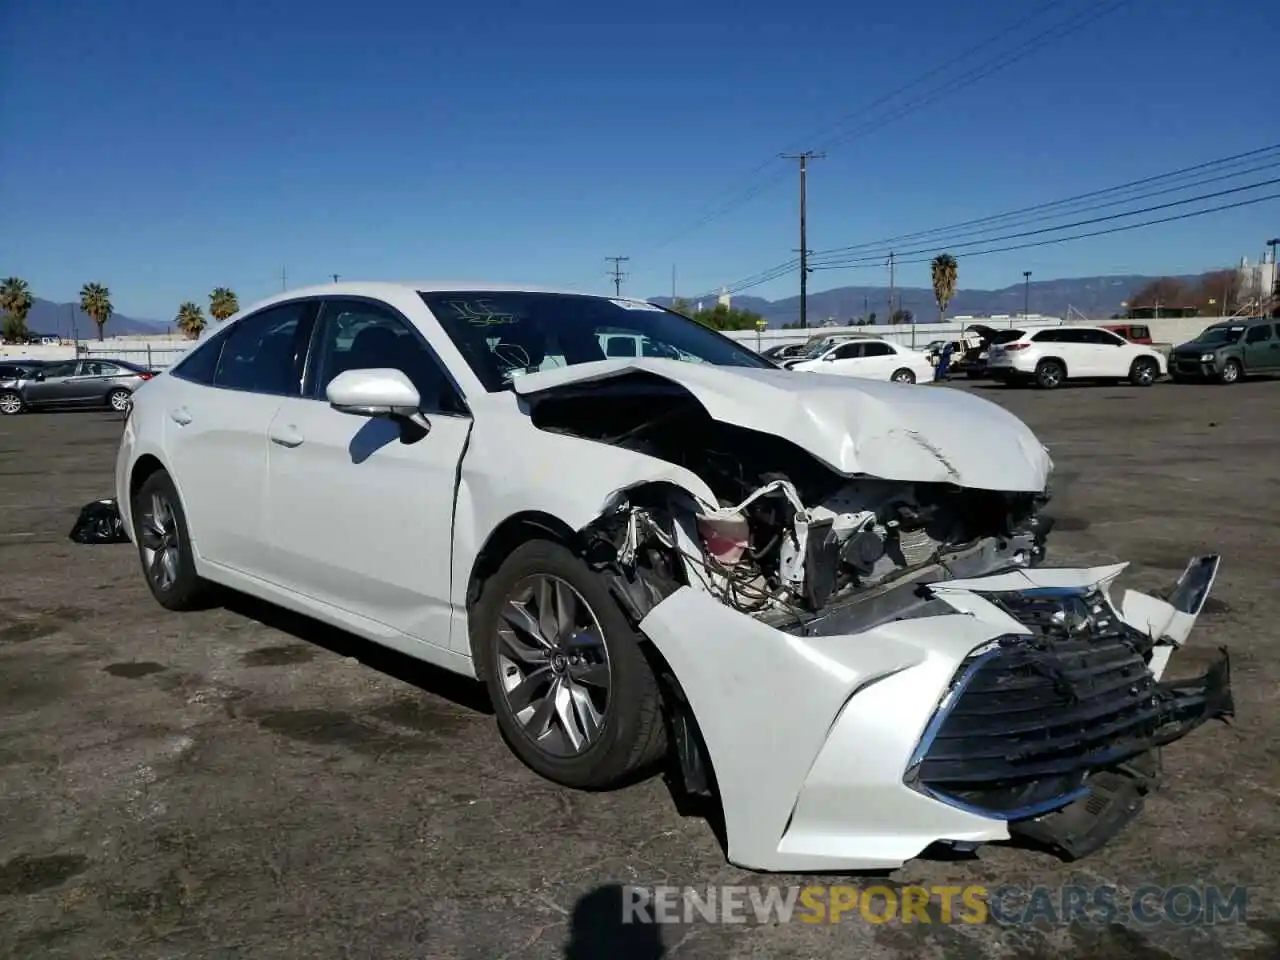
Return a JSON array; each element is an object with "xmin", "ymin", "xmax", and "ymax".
[
  {"xmin": 1169, "ymin": 317, "xmax": 1280, "ymax": 384},
  {"xmin": 0, "ymin": 358, "xmax": 159, "ymax": 415}
]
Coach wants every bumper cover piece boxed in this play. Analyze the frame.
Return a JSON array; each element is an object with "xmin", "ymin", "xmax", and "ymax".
[{"xmin": 640, "ymin": 552, "xmax": 1233, "ymax": 873}]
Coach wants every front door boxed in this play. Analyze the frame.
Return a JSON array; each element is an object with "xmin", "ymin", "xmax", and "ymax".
[
  {"xmin": 264, "ymin": 296, "xmax": 473, "ymax": 650},
  {"xmin": 22, "ymin": 359, "xmax": 80, "ymax": 404}
]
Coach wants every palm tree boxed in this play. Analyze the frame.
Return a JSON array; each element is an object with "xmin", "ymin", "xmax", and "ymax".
[
  {"xmin": 176, "ymin": 302, "xmax": 206, "ymax": 339},
  {"xmin": 209, "ymin": 287, "xmax": 240, "ymax": 323},
  {"xmin": 930, "ymin": 254, "xmax": 959, "ymax": 323},
  {"xmin": 0, "ymin": 277, "xmax": 34, "ymax": 342},
  {"xmin": 79, "ymin": 282, "xmax": 114, "ymax": 341}
]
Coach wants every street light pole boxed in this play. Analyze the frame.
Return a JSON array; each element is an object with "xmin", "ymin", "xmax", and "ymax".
[
  {"xmin": 1023, "ymin": 271, "xmax": 1032, "ymax": 318},
  {"xmin": 1267, "ymin": 238, "xmax": 1279, "ymax": 306}
]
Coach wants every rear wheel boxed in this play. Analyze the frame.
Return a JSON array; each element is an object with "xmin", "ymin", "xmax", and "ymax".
[
  {"xmin": 107, "ymin": 388, "xmax": 132, "ymax": 412},
  {"xmin": 890, "ymin": 367, "xmax": 916, "ymax": 384},
  {"xmin": 1128, "ymin": 356, "xmax": 1159, "ymax": 387},
  {"xmin": 472, "ymin": 539, "xmax": 667, "ymax": 789},
  {"xmin": 0, "ymin": 391, "xmax": 22, "ymax": 415},
  {"xmin": 1035, "ymin": 359, "xmax": 1065, "ymax": 389},
  {"xmin": 131, "ymin": 469, "xmax": 214, "ymax": 611}
]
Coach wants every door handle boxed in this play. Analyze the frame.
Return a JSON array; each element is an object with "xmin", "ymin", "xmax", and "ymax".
[
  {"xmin": 270, "ymin": 425, "xmax": 304, "ymax": 448},
  {"xmin": 169, "ymin": 406, "xmax": 192, "ymax": 426}
]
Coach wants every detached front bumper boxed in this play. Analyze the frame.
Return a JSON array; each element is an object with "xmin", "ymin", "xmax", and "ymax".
[{"xmin": 638, "ymin": 552, "xmax": 1232, "ymax": 873}]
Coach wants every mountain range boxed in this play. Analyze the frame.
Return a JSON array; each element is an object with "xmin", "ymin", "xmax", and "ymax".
[
  {"xmin": 24, "ymin": 299, "xmax": 166, "ymax": 338},
  {"xmin": 652, "ymin": 273, "xmax": 1202, "ymax": 324},
  {"xmin": 19, "ymin": 272, "xmax": 1196, "ymax": 337}
]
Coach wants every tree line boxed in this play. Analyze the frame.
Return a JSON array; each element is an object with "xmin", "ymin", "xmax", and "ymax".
[
  {"xmin": 1123, "ymin": 269, "xmax": 1244, "ymax": 318},
  {"xmin": 0, "ymin": 276, "xmax": 240, "ymax": 342}
]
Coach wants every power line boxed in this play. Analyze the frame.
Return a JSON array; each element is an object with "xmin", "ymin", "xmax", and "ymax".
[
  {"xmin": 605, "ymin": 256, "xmax": 630, "ymax": 296},
  {"xmin": 814, "ymin": 189, "xmax": 1280, "ymax": 272},
  {"xmin": 696, "ymin": 144, "xmax": 1280, "ymax": 297},
  {"xmin": 701, "ymin": 190, "xmax": 1280, "ymax": 298},
  {"xmin": 634, "ymin": 0, "xmax": 1125, "ymax": 256},
  {"xmin": 814, "ymin": 142, "xmax": 1280, "ymax": 258},
  {"xmin": 811, "ymin": 177, "xmax": 1280, "ymax": 269}
]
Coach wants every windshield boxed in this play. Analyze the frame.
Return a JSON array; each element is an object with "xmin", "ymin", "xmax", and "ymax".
[
  {"xmin": 420, "ymin": 291, "xmax": 774, "ymax": 392},
  {"xmin": 1193, "ymin": 325, "xmax": 1245, "ymax": 345}
]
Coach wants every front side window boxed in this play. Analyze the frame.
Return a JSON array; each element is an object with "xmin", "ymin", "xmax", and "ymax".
[
  {"xmin": 213, "ymin": 301, "xmax": 317, "ymax": 396},
  {"xmin": 308, "ymin": 298, "xmax": 467, "ymax": 415},
  {"xmin": 1086, "ymin": 329, "xmax": 1126, "ymax": 346},
  {"xmin": 41, "ymin": 360, "xmax": 78, "ymax": 378},
  {"xmin": 831, "ymin": 343, "xmax": 863, "ymax": 360},
  {"xmin": 420, "ymin": 291, "xmax": 774, "ymax": 392}
]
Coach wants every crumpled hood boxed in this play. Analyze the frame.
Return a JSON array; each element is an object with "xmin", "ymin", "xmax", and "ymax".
[{"xmin": 511, "ymin": 358, "xmax": 1052, "ymax": 492}]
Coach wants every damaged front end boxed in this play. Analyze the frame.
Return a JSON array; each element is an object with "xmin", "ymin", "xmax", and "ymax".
[{"xmin": 517, "ymin": 366, "xmax": 1233, "ymax": 872}]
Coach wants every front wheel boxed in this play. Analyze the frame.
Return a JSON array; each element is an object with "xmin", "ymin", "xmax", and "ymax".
[
  {"xmin": 131, "ymin": 469, "xmax": 215, "ymax": 611},
  {"xmin": 1219, "ymin": 359, "xmax": 1242, "ymax": 384},
  {"xmin": 472, "ymin": 539, "xmax": 667, "ymax": 789},
  {"xmin": 107, "ymin": 388, "xmax": 132, "ymax": 412},
  {"xmin": 0, "ymin": 391, "xmax": 23, "ymax": 415},
  {"xmin": 1129, "ymin": 357, "xmax": 1159, "ymax": 387},
  {"xmin": 890, "ymin": 367, "xmax": 916, "ymax": 384}
]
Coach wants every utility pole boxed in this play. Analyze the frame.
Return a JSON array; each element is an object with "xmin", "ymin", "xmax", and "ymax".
[
  {"xmin": 606, "ymin": 256, "xmax": 630, "ymax": 297},
  {"xmin": 331, "ymin": 274, "xmax": 340, "ymax": 283},
  {"xmin": 281, "ymin": 267, "xmax": 288, "ymax": 292},
  {"xmin": 1023, "ymin": 270, "xmax": 1032, "ymax": 318},
  {"xmin": 1268, "ymin": 238, "xmax": 1279, "ymax": 304},
  {"xmin": 782, "ymin": 151, "xmax": 824, "ymax": 328},
  {"xmin": 887, "ymin": 251, "xmax": 896, "ymax": 326},
  {"xmin": 671, "ymin": 264, "xmax": 677, "ymax": 301}
]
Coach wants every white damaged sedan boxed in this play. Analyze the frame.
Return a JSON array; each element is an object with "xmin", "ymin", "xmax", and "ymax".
[{"xmin": 116, "ymin": 282, "xmax": 1233, "ymax": 872}]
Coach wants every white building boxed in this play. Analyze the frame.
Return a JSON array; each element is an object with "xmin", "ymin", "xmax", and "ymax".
[{"xmin": 1236, "ymin": 249, "xmax": 1277, "ymax": 309}]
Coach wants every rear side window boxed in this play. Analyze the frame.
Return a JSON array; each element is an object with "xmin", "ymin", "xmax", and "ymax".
[
  {"xmin": 213, "ymin": 302, "xmax": 317, "ymax": 396},
  {"xmin": 170, "ymin": 329, "xmax": 231, "ymax": 386},
  {"xmin": 1245, "ymin": 324, "xmax": 1272, "ymax": 344},
  {"xmin": 1031, "ymin": 329, "xmax": 1061, "ymax": 342},
  {"xmin": 863, "ymin": 342, "xmax": 893, "ymax": 357},
  {"xmin": 1130, "ymin": 325, "xmax": 1150, "ymax": 340}
]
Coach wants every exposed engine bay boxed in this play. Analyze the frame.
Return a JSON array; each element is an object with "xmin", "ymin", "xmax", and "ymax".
[{"xmin": 528, "ymin": 374, "xmax": 1050, "ymax": 619}]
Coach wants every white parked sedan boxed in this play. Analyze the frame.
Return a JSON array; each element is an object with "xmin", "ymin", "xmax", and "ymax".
[
  {"xmin": 786, "ymin": 336, "xmax": 935, "ymax": 383},
  {"xmin": 986, "ymin": 325, "xmax": 1166, "ymax": 388},
  {"xmin": 116, "ymin": 282, "xmax": 1232, "ymax": 872}
]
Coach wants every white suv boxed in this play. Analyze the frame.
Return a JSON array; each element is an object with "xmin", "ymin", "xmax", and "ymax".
[{"xmin": 986, "ymin": 325, "xmax": 1166, "ymax": 389}]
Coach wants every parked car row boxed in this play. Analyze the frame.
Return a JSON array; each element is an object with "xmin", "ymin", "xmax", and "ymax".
[
  {"xmin": 0, "ymin": 357, "xmax": 160, "ymax": 415},
  {"xmin": 756, "ymin": 316, "xmax": 1279, "ymax": 389}
]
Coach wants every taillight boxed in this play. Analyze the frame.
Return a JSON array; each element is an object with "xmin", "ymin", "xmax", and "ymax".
[
  {"xmin": 1003, "ymin": 343, "xmax": 1031, "ymax": 351},
  {"xmin": 138, "ymin": 372, "xmax": 153, "ymax": 380}
]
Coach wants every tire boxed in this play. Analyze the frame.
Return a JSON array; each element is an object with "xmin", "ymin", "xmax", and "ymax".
[
  {"xmin": 0, "ymin": 390, "xmax": 23, "ymax": 415},
  {"xmin": 1129, "ymin": 356, "xmax": 1159, "ymax": 387},
  {"xmin": 130, "ymin": 469, "xmax": 214, "ymax": 611},
  {"xmin": 107, "ymin": 388, "xmax": 132, "ymax": 413},
  {"xmin": 472, "ymin": 539, "xmax": 667, "ymax": 789},
  {"xmin": 1218, "ymin": 359, "xmax": 1241, "ymax": 384},
  {"xmin": 890, "ymin": 367, "xmax": 916, "ymax": 384},
  {"xmin": 1035, "ymin": 359, "xmax": 1065, "ymax": 389}
]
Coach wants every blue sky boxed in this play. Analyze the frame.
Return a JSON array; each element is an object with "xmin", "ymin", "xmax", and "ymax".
[{"xmin": 2, "ymin": 0, "xmax": 1277, "ymax": 321}]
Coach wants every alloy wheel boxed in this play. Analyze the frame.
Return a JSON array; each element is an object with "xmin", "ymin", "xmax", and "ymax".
[
  {"xmin": 139, "ymin": 492, "xmax": 181, "ymax": 592},
  {"xmin": 109, "ymin": 390, "xmax": 132, "ymax": 412},
  {"xmin": 1135, "ymin": 361, "xmax": 1156, "ymax": 385},
  {"xmin": 495, "ymin": 574, "xmax": 612, "ymax": 757},
  {"xmin": 0, "ymin": 393, "xmax": 21, "ymax": 415}
]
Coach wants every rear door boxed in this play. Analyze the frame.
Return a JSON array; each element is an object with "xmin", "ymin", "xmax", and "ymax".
[
  {"xmin": 163, "ymin": 300, "xmax": 318, "ymax": 576},
  {"xmin": 857, "ymin": 341, "xmax": 898, "ymax": 379},
  {"xmin": 1243, "ymin": 323, "xmax": 1279, "ymax": 371}
]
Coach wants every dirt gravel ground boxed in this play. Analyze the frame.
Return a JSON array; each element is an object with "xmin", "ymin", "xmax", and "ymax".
[{"xmin": 0, "ymin": 378, "xmax": 1277, "ymax": 959}]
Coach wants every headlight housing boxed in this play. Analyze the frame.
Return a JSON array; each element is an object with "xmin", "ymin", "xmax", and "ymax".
[{"xmin": 1200, "ymin": 353, "xmax": 1215, "ymax": 362}]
